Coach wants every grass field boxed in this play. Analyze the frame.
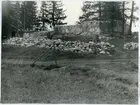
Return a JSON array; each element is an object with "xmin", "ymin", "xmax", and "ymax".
[{"xmin": 1, "ymin": 37, "xmax": 138, "ymax": 104}]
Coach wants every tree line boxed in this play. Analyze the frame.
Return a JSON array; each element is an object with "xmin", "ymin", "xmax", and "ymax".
[
  {"xmin": 2, "ymin": 1, "xmax": 138, "ymax": 40},
  {"xmin": 78, "ymin": 1, "xmax": 138, "ymax": 36},
  {"xmin": 2, "ymin": 1, "xmax": 67, "ymax": 39}
]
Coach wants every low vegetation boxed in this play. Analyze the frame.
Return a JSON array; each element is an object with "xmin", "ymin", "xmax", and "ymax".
[
  {"xmin": 1, "ymin": 58, "xmax": 138, "ymax": 103},
  {"xmin": 1, "ymin": 35, "xmax": 138, "ymax": 103}
]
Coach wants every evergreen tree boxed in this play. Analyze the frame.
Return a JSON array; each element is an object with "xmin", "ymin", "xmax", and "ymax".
[
  {"xmin": 122, "ymin": 1, "xmax": 125, "ymax": 35},
  {"xmin": 79, "ymin": 1, "xmax": 138, "ymax": 36},
  {"xmin": 2, "ymin": 1, "xmax": 12, "ymax": 39},
  {"xmin": 101, "ymin": 2, "xmax": 123, "ymax": 35},
  {"xmin": 10, "ymin": 1, "xmax": 22, "ymax": 36},
  {"xmin": 121, "ymin": 1, "xmax": 138, "ymax": 35},
  {"xmin": 79, "ymin": 1, "xmax": 102, "ymax": 35},
  {"xmin": 128, "ymin": 1, "xmax": 137, "ymax": 35},
  {"xmin": 40, "ymin": 1, "xmax": 47, "ymax": 28},
  {"xmin": 20, "ymin": 1, "xmax": 38, "ymax": 31},
  {"xmin": 2, "ymin": 1, "xmax": 22, "ymax": 39},
  {"xmin": 40, "ymin": 1, "xmax": 67, "ymax": 28},
  {"xmin": 79, "ymin": 1, "xmax": 124, "ymax": 36},
  {"xmin": 79, "ymin": 1, "xmax": 100, "ymax": 22}
]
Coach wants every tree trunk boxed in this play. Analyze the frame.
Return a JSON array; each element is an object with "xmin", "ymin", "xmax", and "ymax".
[
  {"xmin": 111, "ymin": 4, "xmax": 114, "ymax": 37},
  {"xmin": 111, "ymin": 19, "xmax": 114, "ymax": 37},
  {"xmin": 129, "ymin": 1, "xmax": 134, "ymax": 35},
  {"xmin": 52, "ymin": 1, "xmax": 55, "ymax": 28},
  {"xmin": 122, "ymin": 1, "xmax": 125, "ymax": 35},
  {"xmin": 17, "ymin": 24, "xmax": 19, "ymax": 37},
  {"xmin": 24, "ymin": 2, "xmax": 26, "ymax": 32},
  {"xmin": 99, "ymin": 2, "xmax": 101, "ymax": 34},
  {"xmin": 42, "ymin": 12, "xmax": 45, "ymax": 29}
]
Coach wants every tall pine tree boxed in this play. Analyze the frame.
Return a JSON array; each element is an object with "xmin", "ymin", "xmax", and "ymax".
[
  {"xmin": 2, "ymin": 1, "xmax": 22, "ymax": 39},
  {"xmin": 79, "ymin": 1, "xmax": 124, "ymax": 36},
  {"xmin": 10, "ymin": 1, "xmax": 22, "ymax": 36},
  {"xmin": 79, "ymin": 1, "xmax": 100, "ymax": 22},
  {"xmin": 20, "ymin": 1, "xmax": 38, "ymax": 31},
  {"xmin": 101, "ymin": 2, "xmax": 123, "ymax": 35},
  {"xmin": 40, "ymin": 1, "xmax": 67, "ymax": 28},
  {"xmin": 2, "ymin": 1, "xmax": 12, "ymax": 39}
]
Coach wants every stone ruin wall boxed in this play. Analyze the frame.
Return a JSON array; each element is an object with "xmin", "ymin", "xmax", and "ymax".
[
  {"xmin": 55, "ymin": 21, "xmax": 130, "ymax": 37},
  {"xmin": 55, "ymin": 21, "xmax": 100, "ymax": 36}
]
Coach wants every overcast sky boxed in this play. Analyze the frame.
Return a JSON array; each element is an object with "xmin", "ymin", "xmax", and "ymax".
[{"xmin": 63, "ymin": 0, "xmax": 83, "ymax": 25}]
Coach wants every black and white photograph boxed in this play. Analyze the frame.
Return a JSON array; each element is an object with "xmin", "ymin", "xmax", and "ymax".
[{"xmin": 1, "ymin": 0, "xmax": 139, "ymax": 104}]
